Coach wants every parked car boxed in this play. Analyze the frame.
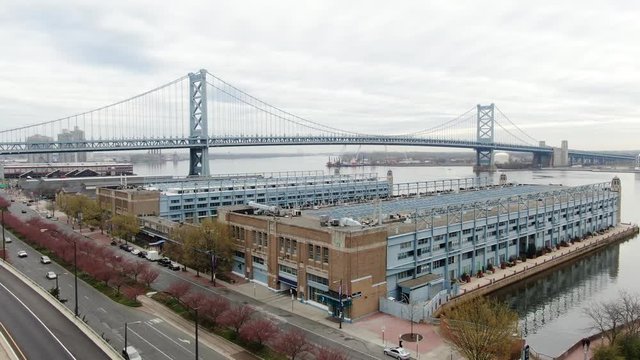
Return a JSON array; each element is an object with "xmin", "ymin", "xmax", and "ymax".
[
  {"xmin": 137, "ymin": 250, "xmax": 148, "ymax": 259},
  {"xmin": 126, "ymin": 245, "xmax": 134, "ymax": 252},
  {"xmin": 110, "ymin": 240, "xmax": 118, "ymax": 246},
  {"xmin": 158, "ymin": 257, "xmax": 171, "ymax": 267},
  {"xmin": 46, "ymin": 271, "xmax": 57, "ymax": 280},
  {"xmin": 21, "ymin": 209, "xmax": 27, "ymax": 214},
  {"xmin": 131, "ymin": 249, "xmax": 141, "ymax": 256},
  {"xmin": 384, "ymin": 347, "xmax": 410, "ymax": 360},
  {"xmin": 119, "ymin": 243, "xmax": 129, "ymax": 251},
  {"xmin": 122, "ymin": 346, "xmax": 142, "ymax": 360},
  {"xmin": 17, "ymin": 250, "xmax": 27, "ymax": 258},
  {"xmin": 168, "ymin": 262, "xmax": 181, "ymax": 271},
  {"xmin": 40, "ymin": 255, "xmax": 51, "ymax": 264},
  {"xmin": 5, "ymin": 237, "xmax": 11, "ymax": 243},
  {"xmin": 45, "ymin": 214, "xmax": 52, "ymax": 219}
]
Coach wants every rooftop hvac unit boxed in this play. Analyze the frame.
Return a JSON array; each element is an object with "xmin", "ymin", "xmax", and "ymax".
[
  {"xmin": 247, "ymin": 201, "xmax": 280, "ymax": 214},
  {"xmin": 330, "ymin": 219, "xmax": 340, "ymax": 226},
  {"xmin": 319, "ymin": 215, "xmax": 330, "ymax": 226}
]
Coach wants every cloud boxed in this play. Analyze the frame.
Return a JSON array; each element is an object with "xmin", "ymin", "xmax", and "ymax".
[{"xmin": 0, "ymin": 0, "xmax": 639, "ymax": 151}]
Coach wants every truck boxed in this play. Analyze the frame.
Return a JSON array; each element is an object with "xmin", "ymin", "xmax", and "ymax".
[{"xmin": 145, "ymin": 250, "xmax": 160, "ymax": 262}]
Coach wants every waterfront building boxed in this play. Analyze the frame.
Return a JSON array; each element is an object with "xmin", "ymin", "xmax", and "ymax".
[
  {"xmin": 218, "ymin": 177, "xmax": 621, "ymax": 321},
  {"xmin": 146, "ymin": 171, "xmax": 391, "ymax": 223}
]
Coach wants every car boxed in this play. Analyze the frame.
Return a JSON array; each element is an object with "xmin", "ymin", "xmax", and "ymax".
[
  {"xmin": 110, "ymin": 240, "xmax": 118, "ymax": 246},
  {"xmin": 21, "ymin": 209, "xmax": 27, "ymax": 214},
  {"xmin": 168, "ymin": 262, "xmax": 181, "ymax": 271},
  {"xmin": 17, "ymin": 250, "xmax": 27, "ymax": 258},
  {"xmin": 10, "ymin": 199, "xmax": 14, "ymax": 202},
  {"xmin": 122, "ymin": 346, "xmax": 142, "ymax": 360},
  {"xmin": 45, "ymin": 214, "xmax": 52, "ymax": 219},
  {"xmin": 4, "ymin": 237, "xmax": 11, "ymax": 243},
  {"xmin": 46, "ymin": 271, "xmax": 57, "ymax": 279},
  {"xmin": 131, "ymin": 248, "xmax": 140, "ymax": 255},
  {"xmin": 126, "ymin": 245, "xmax": 134, "ymax": 252},
  {"xmin": 137, "ymin": 250, "xmax": 148, "ymax": 258},
  {"xmin": 158, "ymin": 257, "xmax": 171, "ymax": 266},
  {"xmin": 40, "ymin": 255, "xmax": 51, "ymax": 264},
  {"xmin": 119, "ymin": 243, "xmax": 129, "ymax": 251},
  {"xmin": 384, "ymin": 347, "xmax": 410, "ymax": 360}
]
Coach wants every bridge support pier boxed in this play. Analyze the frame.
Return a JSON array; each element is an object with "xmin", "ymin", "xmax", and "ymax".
[
  {"xmin": 188, "ymin": 69, "xmax": 210, "ymax": 176},
  {"xmin": 473, "ymin": 104, "xmax": 496, "ymax": 173}
]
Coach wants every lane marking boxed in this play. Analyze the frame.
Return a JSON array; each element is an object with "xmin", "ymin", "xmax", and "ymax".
[
  {"xmin": 0, "ymin": 281, "xmax": 77, "ymax": 359},
  {"xmin": 178, "ymin": 338, "xmax": 191, "ymax": 344},
  {"xmin": 129, "ymin": 328, "xmax": 174, "ymax": 360},
  {"xmin": 97, "ymin": 307, "xmax": 107, "ymax": 314},
  {"xmin": 0, "ymin": 321, "xmax": 26, "ymax": 360},
  {"xmin": 145, "ymin": 322, "xmax": 194, "ymax": 354}
]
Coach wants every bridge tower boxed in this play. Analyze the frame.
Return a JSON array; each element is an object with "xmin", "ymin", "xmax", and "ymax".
[
  {"xmin": 473, "ymin": 104, "xmax": 497, "ymax": 172},
  {"xmin": 188, "ymin": 69, "xmax": 210, "ymax": 176}
]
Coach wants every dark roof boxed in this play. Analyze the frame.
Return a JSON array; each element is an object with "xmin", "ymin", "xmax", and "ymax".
[{"xmin": 398, "ymin": 273, "xmax": 442, "ymax": 290}]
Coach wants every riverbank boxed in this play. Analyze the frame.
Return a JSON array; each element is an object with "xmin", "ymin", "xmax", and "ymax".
[{"xmin": 437, "ymin": 223, "xmax": 639, "ymax": 316}]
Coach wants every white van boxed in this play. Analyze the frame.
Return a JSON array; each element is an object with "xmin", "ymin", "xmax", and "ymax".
[{"xmin": 145, "ymin": 250, "xmax": 160, "ymax": 262}]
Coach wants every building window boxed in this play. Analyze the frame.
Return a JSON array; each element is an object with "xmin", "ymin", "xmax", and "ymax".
[
  {"xmin": 279, "ymin": 264, "xmax": 297, "ymax": 276},
  {"xmin": 252, "ymin": 256, "xmax": 264, "ymax": 265},
  {"xmin": 315, "ymin": 246, "xmax": 321, "ymax": 262},
  {"xmin": 308, "ymin": 244, "xmax": 314, "ymax": 260},
  {"xmin": 400, "ymin": 241, "xmax": 412, "ymax": 249},
  {"xmin": 322, "ymin": 247, "xmax": 329, "ymax": 264}
]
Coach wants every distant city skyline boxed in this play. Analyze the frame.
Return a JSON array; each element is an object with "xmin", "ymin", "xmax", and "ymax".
[{"xmin": 1, "ymin": 1, "xmax": 639, "ymax": 151}]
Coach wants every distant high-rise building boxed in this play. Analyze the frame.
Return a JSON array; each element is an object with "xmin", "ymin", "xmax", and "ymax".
[
  {"xmin": 57, "ymin": 126, "xmax": 87, "ymax": 163},
  {"xmin": 26, "ymin": 134, "xmax": 53, "ymax": 163}
]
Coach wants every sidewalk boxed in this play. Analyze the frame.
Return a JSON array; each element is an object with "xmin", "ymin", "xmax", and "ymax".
[{"xmin": 457, "ymin": 224, "xmax": 635, "ymax": 294}]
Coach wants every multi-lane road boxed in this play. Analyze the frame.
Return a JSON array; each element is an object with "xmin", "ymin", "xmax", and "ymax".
[
  {"xmin": 0, "ymin": 266, "xmax": 110, "ymax": 360},
  {"xmin": 4, "ymin": 195, "xmax": 384, "ymax": 360},
  {"xmin": 2, "ymin": 199, "xmax": 228, "ymax": 360}
]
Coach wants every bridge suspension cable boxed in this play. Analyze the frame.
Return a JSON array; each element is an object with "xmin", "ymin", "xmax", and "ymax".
[
  {"xmin": 206, "ymin": 71, "xmax": 365, "ymax": 138},
  {"xmin": 495, "ymin": 105, "xmax": 539, "ymax": 145}
]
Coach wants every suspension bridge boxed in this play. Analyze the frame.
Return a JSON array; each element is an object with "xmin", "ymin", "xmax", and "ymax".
[{"xmin": 0, "ymin": 69, "xmax": 635, "ymax": 176}]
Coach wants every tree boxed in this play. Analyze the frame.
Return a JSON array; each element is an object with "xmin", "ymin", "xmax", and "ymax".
[
  {"xmin": 122, "ymin": 286, "xmax": 146, "ymax": 303},
  {"xmin": 219, "ymin": 304, "xmax": 255, "ymax": 334},
  {"xmin": 271, "ymin": 329, "xmax": 313, "ymax": 360},
  {"xmin": 239, "ymin": 319, "xmax": 279, "ymax": 347},
  {"xmin": 315, "ymin": 346, "xmax": 350, "ymax": 360},
  {"xmin": 165, "ymin": 281, "xmax": 191, "ymax": 303},
  {"xmin": 441, "ymin": 297, "xmax": 519, "ymax": 360},
  {"xmin": 201, "ymin": 296, "xmax": 230, "ymax": 327},
  {"xmin": 111, "ymin": 214, "xmax": 140, "ymax": 243},
  {"xmin": 139, "ymin": 268, "xmax": 159, "ymax": 288},
  {"xmin": 184, "ymin": 292, "xmax": 208, "ymax": 310},
  {"xmin": 584, "ymin": 291, "xmax": 640, "ymax": 346},
  {"xmin": 171, "ymin": 219, "xmax": 234, "ymax": 275}
]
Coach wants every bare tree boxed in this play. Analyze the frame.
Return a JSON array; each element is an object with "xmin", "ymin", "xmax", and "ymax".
[
  {"xmin": 441, "ymin": 297, "xmax": 519, "ymax": 360},
  {"xmin": 584, "ymin": 291, "xmax": 640, "ymax": 346}
]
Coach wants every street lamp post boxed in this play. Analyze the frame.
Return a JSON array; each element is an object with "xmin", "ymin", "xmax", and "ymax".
[
  {"xmin": 124, "ymin": 321, "xmax": 142, "ymax": 351},
  {"xmin": 1, "ymin": 207, "xmax": 6, "ymax": 261},
  {"xmin": 55, "ymin": 274, "xmax": 59, "ymax": 298},
  {"xmin": 290, "ymin": 288, "xmax": 294, "ymax": 311},
  {"xmin": 194, "ymin": 308, "xmax": 199, "ymax": 360},
  {"xmin": 382, "ymin": 326, "xmax": 385, "ymax": 345}
]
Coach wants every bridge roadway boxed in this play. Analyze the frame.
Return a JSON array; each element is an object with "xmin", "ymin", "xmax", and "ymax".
[
  {"xmin": 4, "ymin": 200, "xmax": 228, "ymax": 360},
  {"xmin": 0, "ymin": 266, "xmax": 110, "ymax": 360},
  {"xmin": 1, "ymin": 135, "xmax": 633, "ymax": 162}
]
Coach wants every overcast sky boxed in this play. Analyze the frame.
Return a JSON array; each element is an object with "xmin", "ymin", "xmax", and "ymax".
[{"xmin": 1, "ymin": 0, "xmax": 639, "ymax": 151}]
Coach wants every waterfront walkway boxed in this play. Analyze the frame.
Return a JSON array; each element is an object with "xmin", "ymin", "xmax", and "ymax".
[{"xmin": 457, "ymin": 223, "xmax": 636, "ymax": 295}]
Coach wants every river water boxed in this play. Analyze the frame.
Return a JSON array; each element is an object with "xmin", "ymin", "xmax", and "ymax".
[{"xmin": 134, "ymin": 156, "xmax": 640, "ymax": 356}]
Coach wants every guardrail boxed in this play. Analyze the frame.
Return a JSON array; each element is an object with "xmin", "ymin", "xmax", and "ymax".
[{"xmin": 0, "ymin": 261, "xmax": 121, "ymax": 359}]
